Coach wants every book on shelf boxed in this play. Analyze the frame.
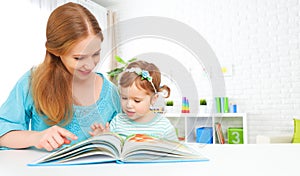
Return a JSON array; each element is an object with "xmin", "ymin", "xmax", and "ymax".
[
  {"xmin": 215, "ymin": 97, "xmax": 222, "ymax": 113},
  {"xmin": 28, "ymin": 133, "xmax": 208, "ymax": 166},
  {"xmin": 215, "ymin": 97, "xmax": 229, "ymax": 113},
  {"xmin": 215, "ymin": 123, "xmax": 225, "ymax": 144}
]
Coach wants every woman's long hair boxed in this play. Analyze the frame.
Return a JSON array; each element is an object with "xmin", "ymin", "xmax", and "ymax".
[{"xmin": 31, "ymin": 2, "xmax": 103, "ymax": 125}]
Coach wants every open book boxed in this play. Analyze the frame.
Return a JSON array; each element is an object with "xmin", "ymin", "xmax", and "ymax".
[{"xmin": 28, "ymin": 133, "xmax": 208, "ymax": 166}]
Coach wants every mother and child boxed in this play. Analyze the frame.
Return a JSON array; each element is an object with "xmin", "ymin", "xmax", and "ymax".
[{"xmin": 0, "ymin": 2, "xmax": 177, "ymax": 151}]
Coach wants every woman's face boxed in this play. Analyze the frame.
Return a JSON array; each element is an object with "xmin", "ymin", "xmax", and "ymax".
[{"xmin": 60, "ymin": 34, "xmax": 102, "ymax": 81}]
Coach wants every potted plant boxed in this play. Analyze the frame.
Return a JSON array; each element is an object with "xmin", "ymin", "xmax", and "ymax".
[
  {"xmin": 165, "ymin": 100, "xmax": 174, "ymax": 113},
  {"xmin": 107, "ymin": 55, "xmax": 137, "ymax": 84},
  {"xmin": 166, "ymin": 100, "xmax": 174, "ymax": 106},
  {"xmin": 199, "ymin": 99, "xmax": 207, "ymax": 113},
  {"xmin": 200, "ymin": 99, "xmax": 207, "ymax": 106}
]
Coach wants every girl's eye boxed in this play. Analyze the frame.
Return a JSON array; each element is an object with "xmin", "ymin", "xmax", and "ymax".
[
  {"xmin": 134, "ymin": 100, "xmax": 141, "ymax": 103},
  {"xmin": 74, "ymin": 57, "xmax": 83, "ymax": 60},
  {"xmin": 122, "ymin": 97, "xmax": 128, "ymax": 100}
]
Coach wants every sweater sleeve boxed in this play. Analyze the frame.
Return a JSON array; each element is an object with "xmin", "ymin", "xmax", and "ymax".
[{"xmin": 0, "ymin": 71, "xmax": 33, "ymax": 137}]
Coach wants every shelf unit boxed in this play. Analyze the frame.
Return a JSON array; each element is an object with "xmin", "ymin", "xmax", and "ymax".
[{"xmin": 166, "ymin": 113, "xmax": 247, "ymax": 144}]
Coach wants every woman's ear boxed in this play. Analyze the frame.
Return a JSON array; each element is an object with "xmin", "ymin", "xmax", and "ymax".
[
  {"xmin": 52, "ymin": 52, "xmax": 60, "ymax": 57},
  {"xmin": 47, "ymin": 50, "xmax": 61, "ymax": 58}
]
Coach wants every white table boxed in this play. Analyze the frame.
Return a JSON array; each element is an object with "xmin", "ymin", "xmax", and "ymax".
[{"xmin": 1, "ymin": 144, "xmax": 299, "ymax": 176}]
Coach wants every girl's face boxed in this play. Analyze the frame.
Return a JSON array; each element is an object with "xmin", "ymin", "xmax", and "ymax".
[
  {"xmin": 60, "ymin": 34, "xmax": 102, "ymax": 81},
  {"xmin": 120, "ymin": 82, "xmax": 157, "ymax": 123}
]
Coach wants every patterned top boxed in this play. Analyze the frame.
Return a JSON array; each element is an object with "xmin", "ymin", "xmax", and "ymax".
[
  {"xmin": 110, "ymin": 113, "xmax": 178, "ymax": 141},
  {"xmin": 0, "ymin": 70, "xmax": 121, "ymax": 148}
]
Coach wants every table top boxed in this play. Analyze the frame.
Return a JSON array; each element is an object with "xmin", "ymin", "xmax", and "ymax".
[{"xmin": 1, "ymin": 144, "xmax": 299, "ymax": 176}]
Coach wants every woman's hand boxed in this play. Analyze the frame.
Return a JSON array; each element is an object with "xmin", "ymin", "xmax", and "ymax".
[
  {"xmin": 89, "ymin": 122, "xmax": 110, "ymax": 136},
  {"xmin": 35, "ymin": 125, "xmax": 77, "ymax": 151}
]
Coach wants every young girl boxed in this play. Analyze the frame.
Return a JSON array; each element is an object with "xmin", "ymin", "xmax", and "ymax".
[
  {"xmin": 90, "ymin": 60, "xmax": 178, "ymax": 141},
  {"xmin": 0, "ymin": 2, "xmax": 121, "ymax": 151}
]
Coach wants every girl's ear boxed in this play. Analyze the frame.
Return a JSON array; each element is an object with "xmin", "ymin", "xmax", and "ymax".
[{"xmin": 151, "ymin": 93, "xmax": 159, "ymax": 105}]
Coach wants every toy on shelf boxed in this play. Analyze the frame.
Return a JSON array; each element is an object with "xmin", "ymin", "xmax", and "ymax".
[{"xmin": 181, "ymin": 97, "xmax": 190, "ymax": 113}]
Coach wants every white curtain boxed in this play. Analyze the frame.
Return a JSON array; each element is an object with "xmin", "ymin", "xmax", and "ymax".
[{"xmin": 106, "ymin": 10, "xmax": 118, "ymax": 80}]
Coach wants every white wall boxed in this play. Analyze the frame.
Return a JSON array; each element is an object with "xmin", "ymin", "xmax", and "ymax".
[
  {"xmin": 0, "ymin": 1, "xmax": 48, "ymax": 104},
  {"xmin": 108, "ymin": 0, "xmax": 300, "ymax": 143}
]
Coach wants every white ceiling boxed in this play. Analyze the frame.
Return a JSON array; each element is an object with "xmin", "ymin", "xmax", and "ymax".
[{"xmin": 91, "ymin": 0, "xmax": 120, "ymax": 7}]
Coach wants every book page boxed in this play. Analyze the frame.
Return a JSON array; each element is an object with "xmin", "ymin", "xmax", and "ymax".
[
  {"xmin": 121, "ymin": 134, "xmax": 206, "ymax": 162},
  {"xmin": 31, "ymin": 132, "xmax": 123, "ymax": 165}
]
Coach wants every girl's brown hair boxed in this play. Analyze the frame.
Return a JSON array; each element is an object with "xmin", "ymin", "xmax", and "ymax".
[
  {"xmin": 31, "ymin": 2, "xmax": 103, "ymax": 125},
  {"xmin": 119, "ymin": 60, "xmax": 171, "ymax": 97}
]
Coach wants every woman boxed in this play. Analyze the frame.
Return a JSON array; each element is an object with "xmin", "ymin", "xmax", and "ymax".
[{"xmin": 0, "ymin": 2, "xmax": 121, "ymax": 151}]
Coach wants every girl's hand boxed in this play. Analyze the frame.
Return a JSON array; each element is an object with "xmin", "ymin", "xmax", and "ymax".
[
  {"xmin": 89, "ymin": 122, "xmax": 110, "ymax": 136},
  {"xmin": 35, "ymin": 125, "xmax": 77, "ymax": 151}
]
